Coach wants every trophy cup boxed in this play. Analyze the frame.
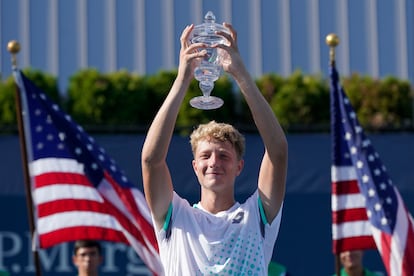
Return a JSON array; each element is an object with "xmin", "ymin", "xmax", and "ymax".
[{"xmin": 188, "ymin": 11, "xmax": 230, "ymax": 110}]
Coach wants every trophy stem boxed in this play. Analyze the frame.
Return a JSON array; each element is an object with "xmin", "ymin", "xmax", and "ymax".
[{"xmin": 199, "ymin": 81, "xmax": 213, "ymax": 97}]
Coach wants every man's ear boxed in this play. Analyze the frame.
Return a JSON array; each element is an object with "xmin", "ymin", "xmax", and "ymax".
[
  {"xmin": 192, "ymin": 159, "xmax": 197, "ymax": 173},
  {"xmin": 236, "ymin": 159, "xmax": 244, "ymax": 176},
  {"xmin": 72, "ymin": 255, "xmax": 79, "ymax": 267}
]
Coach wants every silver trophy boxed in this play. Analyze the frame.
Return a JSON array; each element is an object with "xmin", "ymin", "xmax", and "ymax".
[{"xmin": 189, "ymin": 11, "xmax": 230, "ymax": 110}]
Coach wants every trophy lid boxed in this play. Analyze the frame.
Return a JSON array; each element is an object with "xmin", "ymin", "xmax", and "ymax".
[{"xmin": 190, "ymin": 11, "xmax": 230, "ymax": 45}]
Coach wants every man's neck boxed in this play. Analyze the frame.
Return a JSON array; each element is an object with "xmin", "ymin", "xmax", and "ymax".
[{"xmin": 199, "ymin": 190, "xmax": 235, "ymax": 214}]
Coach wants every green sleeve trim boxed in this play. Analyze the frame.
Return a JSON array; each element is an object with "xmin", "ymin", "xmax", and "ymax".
[
  {"xmin": 258, "ymin": 196, "xmax": 268, "ymax": 225},
  {"xmin": 163, "ymin": 203, "xmax": 173, "ymax": 231}
]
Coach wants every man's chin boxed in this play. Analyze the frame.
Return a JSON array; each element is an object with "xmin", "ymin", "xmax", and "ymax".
[{"xmin": 203, "ymin": 181, "xmax": 229, "ymax": 191}]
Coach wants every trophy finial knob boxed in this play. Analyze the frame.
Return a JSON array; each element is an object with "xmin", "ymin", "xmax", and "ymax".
[{"xmin": 204, "ymin": 11, "xmax": 216, "ymax": 23}]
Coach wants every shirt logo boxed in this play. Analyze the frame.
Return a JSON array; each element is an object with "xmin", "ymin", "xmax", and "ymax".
[{"xmin": 232, "ymin": 211, "xmax": 244, "ymax": 224}]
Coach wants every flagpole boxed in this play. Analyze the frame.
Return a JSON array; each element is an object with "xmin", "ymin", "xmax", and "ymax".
[
  {"xmin": 8, "ymin": 40, "xmax": 43, "ymax": 276},
  {"xmin": 326, "ymin": 33, "xmax": 341, "ymax": 276}
]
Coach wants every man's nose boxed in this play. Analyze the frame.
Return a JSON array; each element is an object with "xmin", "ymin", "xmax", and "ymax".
[{"xmin": 208, "ymin": 153, "xmax": 219, "ymax": 167}]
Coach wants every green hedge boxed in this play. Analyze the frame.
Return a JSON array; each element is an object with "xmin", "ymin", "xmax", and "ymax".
[
  {"xmin": 0, "ymin": 68, "xmax": 413, "ymax": 132},
  {"xmin": 342, "ymin": 74, "xmax": 412, "ymax": 129}
]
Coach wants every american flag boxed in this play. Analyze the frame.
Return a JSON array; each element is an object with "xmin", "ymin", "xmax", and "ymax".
[
  {"xmin": 330, "ymin": 63, "xmax": 414, "ymax": 276},
  {"xmin": 13, "ymin": 70, "xmax": 163, "ymax": 275}
]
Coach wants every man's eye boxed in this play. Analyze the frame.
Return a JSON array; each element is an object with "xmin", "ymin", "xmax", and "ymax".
[
  {"xmin": 79, "ymin": 252, "xmax": 97, "ymax": 257},
  {"xmin": 220, "ymin": 154, "xmax": 229, "ymax": 160}
]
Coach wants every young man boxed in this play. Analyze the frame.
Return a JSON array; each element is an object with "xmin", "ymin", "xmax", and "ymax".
[
  {"xmin": 141, "ymin": 23, "xmax": 288, "ymax": 275},
  {"xmin": 72, "ymin": 240, "xmax": 103, "ymax": 276}
]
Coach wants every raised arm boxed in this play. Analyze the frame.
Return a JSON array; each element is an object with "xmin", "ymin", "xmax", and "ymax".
[
  {"xmin": 218, "ymin": 23, "xmax": 288, "ymax": 223},
  {"xmin": 141, "ymin": 25, "xmax": 208, "ymax": 229}
]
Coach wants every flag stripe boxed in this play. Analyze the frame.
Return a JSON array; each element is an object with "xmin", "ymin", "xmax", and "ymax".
[
  {"xmin": 331, "ymin": 193, "xmax": 366, "ymax": 211},
  {"xmin": 332, "ymin": 236, "xmax": 376, "ymax": 252},
  {"xmin": 30, "ymin": 157, "xmax": 84, "ymax": 176},
  {"xmin": 35, "ymin": 171, "xmax": 91, "ymax": 187},
  {"xmin": 38, "ymin": 199, "xmax": 105, "ymax": 217},
  {"xmin": 39, "ymin": 226, "xmax": 127, "ymax": 248},
  {"xmin": 331, "ymin": 165, "xmax": 357, "ymax": 182},
  {"xmin": 332, "ymin": 180, "xmax": 360, "ymax": 195},
  {"xmin": 332, "ymin": 208, "xmax": 368, "ymax": 223},
  {"xmin": 34, "ymin": 183, "xmax": 103, "ymax": 204},
  {"xmin": 332, "ymin": 220, "xmax": 373, "ymax": 239},
  {"xmin": 38, "ymin": 211, "xmax": 127, "ymax": 234}
]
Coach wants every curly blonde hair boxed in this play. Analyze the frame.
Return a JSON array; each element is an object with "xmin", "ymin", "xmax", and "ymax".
[{"xmin": 190, "ymin": 121, "xmax": 245, "ymax": 160}]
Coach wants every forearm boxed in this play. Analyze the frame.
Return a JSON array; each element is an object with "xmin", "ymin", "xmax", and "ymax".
[{"xmin": 233, "ymin": 66, "xmax": 287, "ymax": 155}]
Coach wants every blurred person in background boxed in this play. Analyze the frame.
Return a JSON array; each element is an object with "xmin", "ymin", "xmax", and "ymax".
[
  {"xmin": 334, "ymin": 250, "xmax": 384, "ymax": 276},
  {"xmin": 72, "ymin": 240, "xmax": 103, "ymax": 276}
]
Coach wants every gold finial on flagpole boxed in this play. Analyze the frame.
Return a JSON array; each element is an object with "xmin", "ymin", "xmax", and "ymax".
[
  {"xmin": 7, "ymin": 40, "xmax": 21, "ymax": 69},
  {"xmin": 325, "ymin": 33, "xmax": 339, "ymax": 65}
]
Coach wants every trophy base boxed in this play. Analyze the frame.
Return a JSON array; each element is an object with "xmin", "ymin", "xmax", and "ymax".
[{"xmin": 190, "ymin": 96, "xmax": 224, "ymax": 110}]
